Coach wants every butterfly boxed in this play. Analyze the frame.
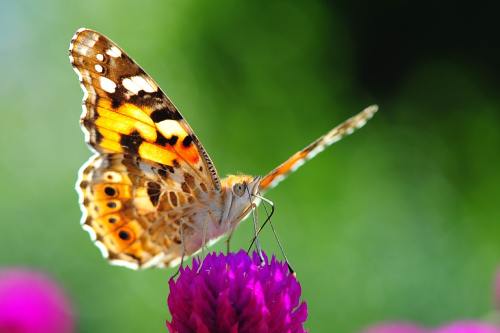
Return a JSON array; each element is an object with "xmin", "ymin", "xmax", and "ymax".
[{"xmin": 69, "ymin": 28, "xmax": 378, "ymax": 270}]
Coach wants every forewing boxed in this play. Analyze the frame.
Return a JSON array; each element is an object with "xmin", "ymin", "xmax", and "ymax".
[
  {"xmin": 69, "ymin": 28, "xmax": 220, "ymax": 191},
  {"xmin": 259, "ymin": 105, "xmax": 378, "ymax": 191}
]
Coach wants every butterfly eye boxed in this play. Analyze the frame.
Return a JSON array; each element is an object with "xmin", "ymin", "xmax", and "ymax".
[{"xmin": 232, "ymin": 183, "xmax": 246, "ymax": 197}]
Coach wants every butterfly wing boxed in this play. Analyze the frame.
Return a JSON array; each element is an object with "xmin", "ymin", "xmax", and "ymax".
[
  {"xmin": 259, "ymin": 105, "xmax": 378, "ymax": 191},
  {"xmin": 70, "ymin": 28, "xmax": 222, "ymax": 268},
  {"xmin": 69, "ymin": 28, "xmax": 220, "ymax": 190}
]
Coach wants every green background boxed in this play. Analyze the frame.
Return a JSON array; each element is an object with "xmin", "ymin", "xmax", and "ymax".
[{"xmin": 1, "ymin": 1, "xmax": 499, "ymax": 332}]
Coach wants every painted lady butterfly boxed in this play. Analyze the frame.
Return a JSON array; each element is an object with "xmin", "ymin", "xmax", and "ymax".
[{"xmin": 69, "ymin": 28, "xmax": 378, "ymax": 269}]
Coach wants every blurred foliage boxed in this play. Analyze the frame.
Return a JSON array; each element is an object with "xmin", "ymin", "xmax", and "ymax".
[{"xmin": 0, "ymin": 0, "xmax": 499, "ymax": 332}]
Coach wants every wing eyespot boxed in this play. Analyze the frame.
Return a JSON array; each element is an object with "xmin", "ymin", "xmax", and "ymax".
[
  {"xmin": 104, "ymin": 186, "xmax": 117, "ymax": 197},
  {"xmin": 118, "ymin": 230, "xmax": 131, "ymax": 240}
]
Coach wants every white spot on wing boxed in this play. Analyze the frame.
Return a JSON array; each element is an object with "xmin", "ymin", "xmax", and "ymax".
[
  {"xmin": 290, "ymin": 158, "xmax": 305, "ymax": 172},
  {"xmin": 99, "ymin": 76, "xmax": 116, "ymax": 93},
  {"xmin": 122, "ymin": 76, "xmax": 157, "ymax": 94},
  {"xmin": 95, "ymin": 64, "xmax": 103, "ymax": 73},
  {"xmin": 157, "ymin": 119, "xmax": 186, "ymax": 138},
  {"xmin": 106, "ymin": 46, "xmax": 121, "ymax": 58},
  {"xmin": 270, "ymin": 174, "xmax": 285, "ymax": 188},
  {"xmin": 86, "ymin": 33, "xmax": 99, "ymax": 47},
  {"xmin": 122, "ymin": 78, "xmax": 138, "ymax": 94},
  {"xmin": 103, "ymin": 171, "xmax": 122, "ymax": 182},
  {"xmin": 308, "ymin": 145, "xmax": 325, "ymax": 159},
  {"xmin": 96, "ymin": 53, "xmax": 104, "ymax": 61}
]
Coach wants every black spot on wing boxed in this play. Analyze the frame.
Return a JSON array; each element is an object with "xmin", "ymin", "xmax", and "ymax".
[
  {"xmin": 169, "ymin": 192, "xmax": 178, "ymax": 207},
  {"xmin": 169, "ymin": 135, "xmax": 179, "ymax": 145},
  {"xmin": 129, "ymin": 90, "xmax": 164, "ymax": 107},
  {"xmin": 118, "ymin": 230, "xmax": 130, "ymax": 240},
  {"xmin": 155, "ymin": 133, "xmax": 168, "ymax": 146},
  {"xmin": 111, "ymin": 97, "xmax": 121, "ymax": 108},
  {"xmin": 151, "ymin": 107, "xmax": 182, "ymax": 122},
  {"xmin": 104, "ymin": 186, "xmax": 116, "ymax": 197},
  {"xmin": 157, "ymin": 168, "xmax": 168, "ymax": 179},
  {"xmin": 155, "ymin": 132, "xmax": 178, "ymax": 146},
  {"xmin": 147, "ymin": 182, "xmax": 162, "ymax": 206},
  {"xmin": 182, "ymin": 135, "xmax": 193, "ymax": 147},
  {"xmin": 120, "ymin": 130, "xmax": 143, "ymax": 154},
  {"xmin": 95, "ymin": 128, "xmax": 104, "ymax": 144},
  {"xmin": 108, "ymin": 85, "xmax": 128, "ymax": 108}
]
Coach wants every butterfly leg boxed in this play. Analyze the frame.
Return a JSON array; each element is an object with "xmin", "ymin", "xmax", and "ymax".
[
  {"xmin": 226, "ymin": 226, "xmax": 236, "ymax": 253},
  {"xmin": 200, "ymin": 214, "xmax": 210, "ymax": 261},
  {"xmin": 173, "ymin": 220, "xmax": 188, "ymax": 278},
  {"xmin": 249, "ymin": 201, "xmax": 265, "ymax": 265}
]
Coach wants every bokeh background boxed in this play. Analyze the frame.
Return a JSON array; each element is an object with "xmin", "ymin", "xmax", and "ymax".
[{"xmin": 1, "ymin": 0, "xmax": 499, "ymax": 332}]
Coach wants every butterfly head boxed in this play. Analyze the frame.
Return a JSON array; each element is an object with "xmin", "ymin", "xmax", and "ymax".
[{"xmin": 221, "ymin": 174, "xmax": 262, "ymax": 227}]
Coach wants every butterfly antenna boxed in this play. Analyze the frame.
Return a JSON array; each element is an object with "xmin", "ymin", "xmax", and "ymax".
[
  {"xmin": 246, "ymin": 186, "xmax": 265, "ymax": 264},
  {"xmin": 247, "ymin": 195, "xmax": 275, "ymax": 251},
  {"xmin": 253, "ymin": 194, "xmax": 295, "ymax": 275}
]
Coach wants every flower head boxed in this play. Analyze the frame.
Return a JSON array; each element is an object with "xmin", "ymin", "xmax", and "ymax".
[
  {"xmin": 0, "ymin": 268, "xmax": 74, "ymax": 333},
  {"xmin": 166, "ymin": 250, "xmax": 308, "ymax": 333}
]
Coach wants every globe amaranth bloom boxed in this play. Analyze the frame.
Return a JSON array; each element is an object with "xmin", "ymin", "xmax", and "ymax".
[
  {"xmin": 166, "ymin": 250, "xmax": 308, "ymax": 333},
  {"xmin": 0, "ymin": 268, "xmax": 74, "ymax": 333}
]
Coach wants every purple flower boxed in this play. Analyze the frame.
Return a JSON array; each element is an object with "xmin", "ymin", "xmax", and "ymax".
[
  {"xmin": 166, "ymin": 250, "xmax": 308, "ymax": 333},
  {"xmin": 0, "ymin": 268, "xmax": 74, "ymax": 333}
]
